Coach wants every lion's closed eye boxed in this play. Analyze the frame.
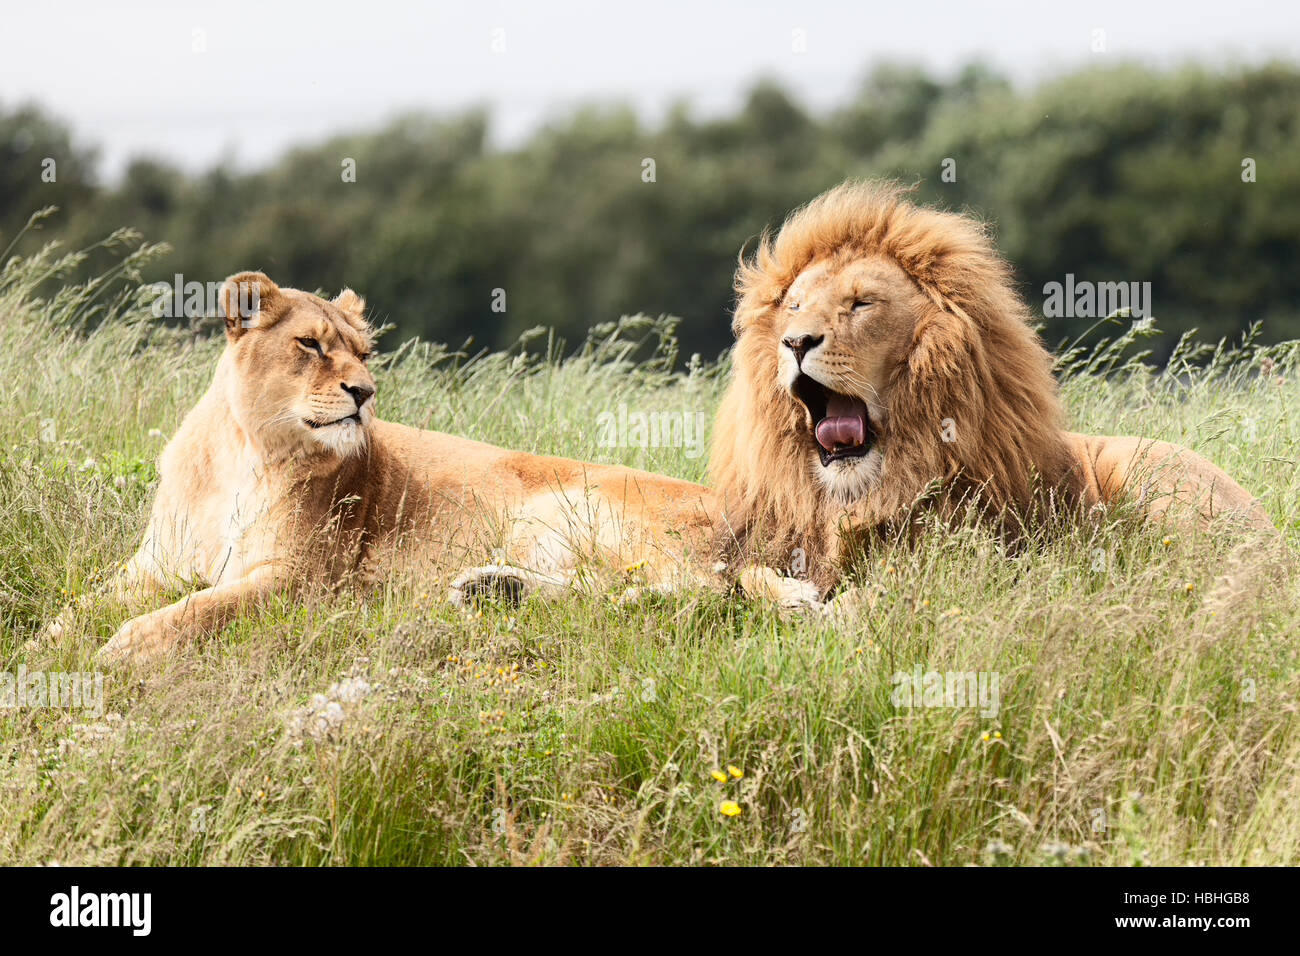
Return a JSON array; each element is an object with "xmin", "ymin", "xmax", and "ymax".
[{"xmin": 296, "ymin": 336, "xmax": 325, "ymax": 358}]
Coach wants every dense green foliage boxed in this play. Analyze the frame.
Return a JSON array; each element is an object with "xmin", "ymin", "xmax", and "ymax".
[{"xmin": 2, "ymin": 61, "xmax": 1298, "ymax": 361}]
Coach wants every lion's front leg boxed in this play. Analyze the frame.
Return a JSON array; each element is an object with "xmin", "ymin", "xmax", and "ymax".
[{"xmin": 97, "ymin": 564, "xmax": 287, "ymax": 664}]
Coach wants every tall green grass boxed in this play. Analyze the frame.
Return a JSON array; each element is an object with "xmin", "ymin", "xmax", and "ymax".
[{"xmin": 1, "ymin": 239, "xmax": 1297, "ymax": 866}]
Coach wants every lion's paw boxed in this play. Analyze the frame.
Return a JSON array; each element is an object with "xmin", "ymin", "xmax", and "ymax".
[
  {"xmin": 96, "ymin": 613, "xmax": 176, "ymax": 665},
  {"xmin": 819, "ymin": 583, "xmax": 883, "ymax": 622},
  {"xmin": 738, "ymin": 565, "xmax": 825, "ymax": 612},
  {"xmin": 447, "ymin": 564, "xmax": 572, "ymax": 609}
]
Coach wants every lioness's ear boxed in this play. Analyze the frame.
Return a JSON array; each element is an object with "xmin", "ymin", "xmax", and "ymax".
[
  {"xmin": 218, "ymin": 271, "xmax": 282, "ymax": 341},
  {"xmin": 332, "ymin": 288, "xmax": 369, "ymax": 332}
]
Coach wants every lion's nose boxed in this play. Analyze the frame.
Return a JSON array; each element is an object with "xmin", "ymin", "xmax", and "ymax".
[
  {"xmin": 781, "ymin": 333, "xmax": 824, "ymax": 365},
  {"xmin": 342, "ymin": 382, "xmax": 375, "ymax": 407}
]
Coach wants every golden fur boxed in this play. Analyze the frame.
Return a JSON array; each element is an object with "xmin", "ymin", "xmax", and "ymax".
[
  {"xmin": 711, "ymin": 181, "xmax": 1274, "ymax": 588},
  {"xmin": 47, "ymin": 273, "xmax": 719, "ymax": 660}
]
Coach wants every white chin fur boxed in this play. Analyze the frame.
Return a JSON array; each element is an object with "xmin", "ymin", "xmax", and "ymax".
[
  {"xmin": 305, "ymin": 404, "xmax": 372, "ymax": 457},
  {"xmin": 310, "ymin": 420, "xmax": 367, "ymax": 457},
  {"xmin": 815, "ymin": 448, "xmax": 883, "ymax": 503}
]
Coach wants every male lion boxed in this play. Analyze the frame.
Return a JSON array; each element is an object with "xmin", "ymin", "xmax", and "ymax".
[
  {"xmin": 46, "ymin": 272, "xmax": 720, "ymax": 661},
  {"xmin": 711, "ymin": 181, "xmax": 1274, "ymax": 591}
]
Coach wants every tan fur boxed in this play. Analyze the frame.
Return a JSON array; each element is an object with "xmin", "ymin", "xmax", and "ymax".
[
  {"xmin": 710, "ymin": 181, "xmax": 1274, "ymax": 588},
  {"xmin": 48, "ymin": 273, "xmax": 720, "ymax": 661}
]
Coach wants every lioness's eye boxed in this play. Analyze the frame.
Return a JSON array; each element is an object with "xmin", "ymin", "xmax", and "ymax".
[
  {"xmin": 297, "ymin": 337, "xmax": 324, "ymax": 356},
  {"xmin": 788, "ymin": 302, "xmax": 801, "ymax": 312},
  {"xmin": 852, "ymin": 299, "xmax": 874, "ymax": 312}
]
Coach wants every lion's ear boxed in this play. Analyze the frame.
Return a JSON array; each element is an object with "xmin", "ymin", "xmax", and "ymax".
[
  {"xmin": 332, "ymin": 288, "xmax": 369, "ymax": 332},
  {"xmin": 218, "ymin": 272, "xmax": 282, "ymax": 341}
]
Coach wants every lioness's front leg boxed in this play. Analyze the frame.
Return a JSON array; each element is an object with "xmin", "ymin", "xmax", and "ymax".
[{"xmin": 98, "ymin": 563, "xmax": 288, "ymax": 663}]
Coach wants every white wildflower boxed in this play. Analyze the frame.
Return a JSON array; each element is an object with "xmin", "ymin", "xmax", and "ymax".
[{"xmin": 287, "ymin": 675, "xmax": 373, "ymax": 744}]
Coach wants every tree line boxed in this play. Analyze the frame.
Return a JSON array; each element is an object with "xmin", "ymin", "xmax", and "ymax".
[{"xmin": 2, "ymin": 61, "xmax": 1297, "ymax": 362}]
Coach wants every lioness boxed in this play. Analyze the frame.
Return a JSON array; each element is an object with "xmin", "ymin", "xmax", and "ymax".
[{"xmin": 46, "ymin": 273, "xmax": 720, "ymax": 661}]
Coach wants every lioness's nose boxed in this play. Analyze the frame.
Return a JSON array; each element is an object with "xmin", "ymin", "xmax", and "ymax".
[
  {"xmin": 782, "ymin": 333, "xmax": 824, "ymax": 364},
  {"xmin": 342, "ymin": 382, "xmax": 375, "ymax": 406}
]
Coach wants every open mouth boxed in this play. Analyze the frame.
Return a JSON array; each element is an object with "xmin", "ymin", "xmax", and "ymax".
[
  {"xmin": 306, "ymin": 413, "xmax": 361, "ymax": 429},
  {"xmin": 791, "ymin": 373, "xmax": 877, "ymax": 466}
]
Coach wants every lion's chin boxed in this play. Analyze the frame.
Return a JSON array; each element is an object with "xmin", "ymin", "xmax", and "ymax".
[
  {"xmin": 303, "ymin": 417, "xmax": 369, "ymax": 458},
  {"xmin": 814, "ymin": 447, "xmax": 884, "ymax": 504}
]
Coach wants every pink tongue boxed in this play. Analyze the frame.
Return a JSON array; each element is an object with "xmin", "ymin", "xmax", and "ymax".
[{"xmin": 814, "ymin": 394, "xmax": 869, "ymax": 451}]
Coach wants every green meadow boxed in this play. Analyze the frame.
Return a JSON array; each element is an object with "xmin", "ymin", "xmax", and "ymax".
[{"xmin": 1, "ymin": 239, "xmax": 1297, "ymax": 866}]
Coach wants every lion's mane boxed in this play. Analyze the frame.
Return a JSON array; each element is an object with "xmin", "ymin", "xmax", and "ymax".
[{"xmin": 709, "ymin": 181, "xmax": 1081, "ymax": 576}]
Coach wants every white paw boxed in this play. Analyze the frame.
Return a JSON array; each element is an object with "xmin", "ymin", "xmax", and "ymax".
[
  {"xmin": 96, "ymin": 613, "xmax": 174, "ymax": 665},
  {"xmin": 738, "ymin": 565, "xmax": 825, "ymax": 611},
  {"xmin": 447, "ymin": 564, "xmax": 571, "ymax": 608},
  {"xmin": 96, "ymin": 630, "xmax": 133, "ymax": 665},
  {"xmin": 818, "ymin": 584, "xmax": 883, "ymax": 622},
  {"xmin": 97, "ymin": 616, "xmax": 157, "ymax": 660}
]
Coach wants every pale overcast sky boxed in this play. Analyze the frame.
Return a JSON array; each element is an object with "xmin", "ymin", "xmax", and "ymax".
[{"xmin": 4, "ymin": 0, "xmax": 1298, "ymax": 180}]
